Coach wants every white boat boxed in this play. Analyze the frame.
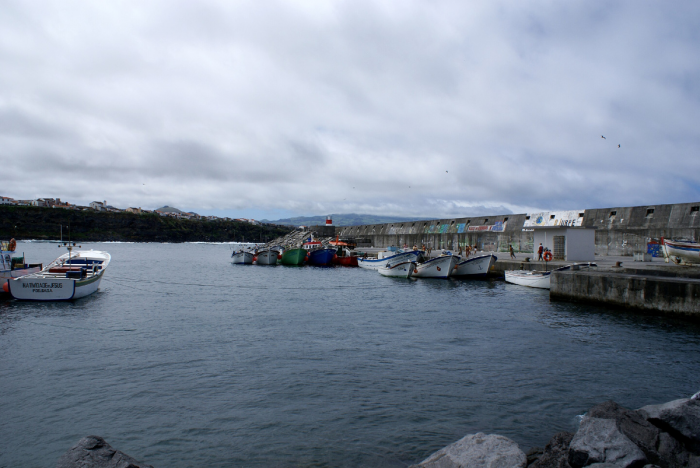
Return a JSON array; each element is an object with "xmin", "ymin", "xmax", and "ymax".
[
  {"xmin": 413, "ymin": 255, "xmax": 459, "ymax": 278},
  {"xmin": 452, "ymin": 254, "xmax": 497, "ymax": 278},
  {"xmin": 1, "ymin": 240, "xmax": 43, "ymax": 290},
  {"xmin": 378, "ymin": 261, "xmax": 416, "ymax": 278},
  {"xmin": 505, "ymin": 263, "xmax": 597, "ymax": 289},
  {"xmin": 358, "ymin": 251, "xmax": 421, "ymax": 270},
  {"xmin": 5, "ymin": 247, "xmax": 110, "ymax": 301},
  {"xmin": 231, "ymin": 250, "xmax": 254, "ymax": 264},
  {"xmin": 255, "ymin": 249, "xmax": 279, "ymax": 265},
  {"xmin": 662, "ymin": 239, "xmax": 700, "ymax": 265}
]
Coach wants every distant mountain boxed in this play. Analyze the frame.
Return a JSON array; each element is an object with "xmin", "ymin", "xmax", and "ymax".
[
  {"xmin": 155, "ymin": 206, "xmax": 184, "ymax": 213},
  {"xmin": 263, "ymin": 213, "xmax": 430, "ymax": 227}
]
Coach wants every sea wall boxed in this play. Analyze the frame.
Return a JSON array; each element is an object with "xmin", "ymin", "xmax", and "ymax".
[
  {"xmin": 550, "ymin": 270, "xmax": 700, "ymax": 320},
  {"xmin": 337, "ymin": 201, "xmax": 700, "ymax": 256}
]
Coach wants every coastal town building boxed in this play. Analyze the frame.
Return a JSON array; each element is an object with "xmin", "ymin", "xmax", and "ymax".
[{"xmin": 90, "ymin": 201, "xmax": 107, "ymax": 211}]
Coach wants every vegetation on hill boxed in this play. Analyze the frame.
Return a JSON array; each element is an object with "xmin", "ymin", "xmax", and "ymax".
[
  {"xmin": 0, "ymin": 206, "xmax": 292, "ymax": 242},
  {"xmin": 263, "ymin": 213, "xmax": 428, "ymax": 227}
]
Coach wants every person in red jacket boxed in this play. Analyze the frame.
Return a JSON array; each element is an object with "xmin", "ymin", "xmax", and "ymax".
[{"xmin": 537, "ymin": 243, "xmax": 544, "ymax": 261}]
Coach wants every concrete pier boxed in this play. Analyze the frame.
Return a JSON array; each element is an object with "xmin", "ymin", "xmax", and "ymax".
[{"xmin": 550, "ymin": 270, "xmax": 700, "ymax": 320}]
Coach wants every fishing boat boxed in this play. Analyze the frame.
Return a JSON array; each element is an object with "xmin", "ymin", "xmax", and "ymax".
[
  {"xmin": 307, "ymin": 248, "xmax": 337, "ymax": 266},
  {"xmin": 357, "ymin": 251, "xmax": 421, "ymax": 270},
  {"xmin": 333, "ymin": 247, "xmax": 358, "ymax": 267},
  {"xmin": 662, "ymin": 239, "xmax": 700, "ymax": 264},
  {"xmin": 1, "ymin": 239, "xmax": 43, "ymax": 290},
  {"xmin": 452, "ymin": 254, "xmax": 497, "ymax": 278},
  {"xmin": 505, "ymin": 263, "xmax": 597, "ymax": 289},
  {"xmin": 4, "ymin": 244, "xmax": 110, "ymax": 301},
  {"xmin": 413, "ymin": 255, "xmax": 459, "ymax": 279},
  {"xmin": 231, "ymin": 250, "xmax": 254, "ymax": 264},
  {"xmin": 378, "ymin": 261, "xmax": 416, "ymax": 278},
  {"xmin": 255, "ymin": 249, "xmax": 279, "ymax": 265},
  {"xmin": 280, "ymin": 248, "xmax": 307, "ymax": 265}
]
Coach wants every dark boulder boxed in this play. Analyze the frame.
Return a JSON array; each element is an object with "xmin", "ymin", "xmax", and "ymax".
[
  {"xmin": 56, "ymin": 436, "xmax": 153, "ymax": 468},
  {"xmin": 638, "ymin": 397, "xmax": 700, "ymax": 452},
  {"xmin": 529, "ymin": 432, "xmax": 573, "ymax": 468}
]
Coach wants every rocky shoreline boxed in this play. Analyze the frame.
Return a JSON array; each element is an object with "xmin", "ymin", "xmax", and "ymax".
[{"xmin": 55, "ymin": 393, "xmax": 699, "ymax": 468}]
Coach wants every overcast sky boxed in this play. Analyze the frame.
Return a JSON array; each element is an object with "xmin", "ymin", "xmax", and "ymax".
[{"xmin": 1, "ymin": 0, "xmax": 699, "ymax": 220}]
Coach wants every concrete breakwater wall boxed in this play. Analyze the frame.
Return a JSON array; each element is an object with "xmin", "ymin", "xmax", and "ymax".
[{"xmin": 336, "ymin": 201, "xmax": 700, "ymax": 256}]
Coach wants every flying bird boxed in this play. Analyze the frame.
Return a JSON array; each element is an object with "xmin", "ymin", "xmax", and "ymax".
[
  {"xmin": 446, "ymin": 170, "xmax": 448, "ymax": 173},
  {"xmin": 618, "ymin": 144, "xmax": 621, "ymax": 148},
  {"xmin": 601, "ymin": 135, "xmax": 606, "ymax": 139}
]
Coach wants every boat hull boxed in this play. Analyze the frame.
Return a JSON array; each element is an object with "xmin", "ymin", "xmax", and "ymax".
[
  {"xmin": 307, "ymin": 248, "xmax": 337, "ymax": 266},
  {"xmin": 280, "ymin": 248, "xmax": 307, "ymax": 265},
  {"xmin": 378, "ymin": 261, "xmax": 416, "ymax": 278},
  {"xmin": 334, "ymin": 256, "xmax": 358, "ymax": 267},
  {"xmin": 504, "ymin": 270, "xmax": 551, "ymax": 289},
  {"xmin": 231, "ymin": 252, "xmax": 254, "ymax": 264},
  {"xmin": 358, "ymin": 251, "xmax": 420, "ymax": 270},
  {"xmin": 663, "ymin": 240, "xmax": 700, "ymax": 264},
  {"xmin": 453, "ymin": 254, "xmax": 497, "ymax": 278},
  {"xmin": 413, "ymin": 255, "xmax": 459, "ymax": 278},
  {"xmin": 255, "ymin": 250, "xmax": 279, "ymax": 265}
]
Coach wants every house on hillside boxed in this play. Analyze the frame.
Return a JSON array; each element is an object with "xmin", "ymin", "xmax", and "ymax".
[
  {"xmin": 90, "ymin": 201, "xmax": 107, "ymax": 211},
  {"xmin": 0, "ymin": 196, "xmax": 15, "ymax": 205},
  {"xmin": 126, "ymin": 207, "xmax": 142, "ymax": 214}
]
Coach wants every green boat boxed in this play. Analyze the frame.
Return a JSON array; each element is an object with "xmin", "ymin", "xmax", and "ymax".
[{"xmin": 280, "ymin": 248, "xmax": 307, "ymax": 265}]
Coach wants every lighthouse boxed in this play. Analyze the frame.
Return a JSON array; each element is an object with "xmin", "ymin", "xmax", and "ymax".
[{"xmin": 325, "ymin": 215, "xmax": 333, "ymax": 226}]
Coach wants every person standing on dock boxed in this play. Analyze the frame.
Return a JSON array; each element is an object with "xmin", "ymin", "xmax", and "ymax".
[
  {"xmin": 510, "ymin": 245, "xmax": 516, "ymax": 259},
  {"xmin": 537, "ymin": 243, "xmax": 544, "ymax": 261}
]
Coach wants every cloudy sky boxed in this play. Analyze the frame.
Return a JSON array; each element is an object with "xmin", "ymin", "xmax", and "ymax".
[{"xmin": 1, "ymin": 1, "xmax": 699, "ymax": 220}]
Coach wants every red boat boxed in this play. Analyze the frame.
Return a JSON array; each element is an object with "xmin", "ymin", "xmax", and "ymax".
[{"xmin": 332, "ymin": 247, "xmax": 358, "ymax": 267}]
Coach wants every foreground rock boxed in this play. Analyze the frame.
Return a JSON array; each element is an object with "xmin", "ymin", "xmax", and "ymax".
[
  {"xmin": 414, "ymin": 392, "xmax": 699, "ymax": 468},
  {"xmin": 56, "ymin": 436, "xmax": 153, "ymax": 468},
  {"xmin": 412, "ymin": 432, "xmax": 527, "ymax": 468}
]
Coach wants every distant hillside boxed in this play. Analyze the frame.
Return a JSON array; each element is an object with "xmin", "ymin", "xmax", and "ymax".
[
  {"xmin": 155, "ymin": 205, "xmax": 184, "ymax": 213},
  {"xmin": 263, "ymin": 213, "xmax": 429, "ymax": 227}
]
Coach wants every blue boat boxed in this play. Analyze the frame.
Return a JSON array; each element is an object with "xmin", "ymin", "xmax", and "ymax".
[{"xmin": 307, "ymin": 248, "xmax": 337, "ymax": 266}]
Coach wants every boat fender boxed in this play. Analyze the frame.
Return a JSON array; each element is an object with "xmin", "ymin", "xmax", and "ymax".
[
  {"xmin": 8, "ymin": 238, "xmax": 16, "ymax": 252},
  {"xmin": 278, "ymin": 254, "xmax": 282, "ymax": 260},
  {"xmin": 543, "ymin": 251, "xmax": 553, "ymax": 262},
  {"xmin": 414, "ymin": 269, "xmax": 418, "ymax": 274},
  {"xmin": 436, "ymin": 266, "xmax": 441, "ymax": 271},
  {"xmin": 252, "ymin": 256, "xmax": 258, "ymax": 263},
  {"xmin": 2, "ymin": 281, "xmax": 8, "ymax": 293}
]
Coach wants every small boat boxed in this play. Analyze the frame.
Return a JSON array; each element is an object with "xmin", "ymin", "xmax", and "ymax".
[
  {"xmin": 1, "ymin": 239, "xmax": 43, "ymax": 291},
  {"xmin": 231, "ymin": 250, "xmax": 254, "ymax": 264},
  {"xmin": 452, "ymin": 254, "xmax": 497, "ymax": 278},
  {"xmin": 662, "ymin": 239, "xmax": 700, "ymax": 264},
  {"xmin": 333, "ymin": 248, "xmax": 358, "ymax": 267},
  {"xmin": 307, "ymin": 248, "xmax": 337, "ymax": 266},
  {"xmin": 505, "ymin": 263, "xmax": 597, "ymax": 289},
  {"xmin": 413, "ymin": 255, "xmax": 459, "ymax": 278},
  {"xmin": 255, "ymin": 249, "xmax": 279, "ymax": 265},
  {"xmin": 357, "ymin": 251, "xmax": 421, "ymax": 270},
  {"xmin": 4, "ymin": 245, "xmax": 110, "ymax": 301},
  {"xmin": 280, "ymin": 248, "xmax": 307, "ymax": 266},
  {"xmin": 378, "ymin": 261, "xmax": 416, "ymax": 278}
]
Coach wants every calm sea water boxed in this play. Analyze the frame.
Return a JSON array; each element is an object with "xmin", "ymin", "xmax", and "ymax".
[{"xmin": 1, "ymin": 242, "xmax": 699, "ymax": 468}]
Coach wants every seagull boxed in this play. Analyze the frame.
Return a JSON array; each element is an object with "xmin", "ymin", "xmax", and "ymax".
[
  {"xmin": 446, "ymin": 170, "xmax": 448, "ymax": 173},
  {"xmin": 618, "ymin": 144, "xmax": 621, "ymax": 148},
  {"xmin": 601, "ymin": 135, "xmax": 606, "ymax": 139}
]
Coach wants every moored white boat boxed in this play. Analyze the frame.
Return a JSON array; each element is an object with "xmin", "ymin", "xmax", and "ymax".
[
  {"xmin": 231, "ymin": 250, "xmax": 254, "ymax": 264},
  {"xmin": 5, "ymin": 247, "xmax": 110, "ymax": 301},
  {"xmin": 413, "ymin": 255, "xmax": 459, "ymax": 279},
  {"xmin": 255, "ymin": 249, "xmax": 279, "ymax": 265},
  {"xmin": 505, "ymin": 263, "xmax": 597, "ymax": 289},
  {"xmin": 358, "ymin": 251, "xmax": 421, "ymax": 270},
  {"xmin": 378, "ymin": 261, "xmax": 416, "ymax": 278},
  {"xmin": 662, "ymin": 239, "xmax": 700, "ymax": 264},
  {"xmin": 452, "ymin": 254, "xmax": 497, "ymax": 278}
]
